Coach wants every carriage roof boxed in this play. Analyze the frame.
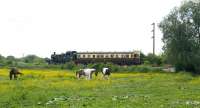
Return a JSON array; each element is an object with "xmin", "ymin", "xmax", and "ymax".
[{"xmin": 77, "ymin": 51, "xmax": 140, "ymax": 54}]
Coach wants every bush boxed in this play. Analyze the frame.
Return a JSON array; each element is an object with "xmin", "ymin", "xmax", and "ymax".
[{"xmin": 64, "ymin": 62, "xmax": 76, "ymax": 70}]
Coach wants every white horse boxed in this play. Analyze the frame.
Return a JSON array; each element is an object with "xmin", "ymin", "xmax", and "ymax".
[
  {"xmin": 102, "ymin": 67, "xmax": 111, "ymax": 79},
  {"xmin": 76, "ymin": 68, "xmax": 96, "ymax": 80}
]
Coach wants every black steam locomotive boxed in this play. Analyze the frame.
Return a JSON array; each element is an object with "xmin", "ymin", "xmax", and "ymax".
[
  {"xmin": 49, "ymin": 51, "xmax": 77, "ymax": 64},
  {"xmin": 48, "ymin": 51, "xmax": 140, "ymax": 65}
]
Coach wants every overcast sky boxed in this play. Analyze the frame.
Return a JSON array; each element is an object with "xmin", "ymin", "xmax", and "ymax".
[{"xmin": 0, "ymin": 0, "xmax": 182, "ymax": 58}]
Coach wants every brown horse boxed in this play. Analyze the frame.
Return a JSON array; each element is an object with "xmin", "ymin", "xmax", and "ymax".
[{"xmin": 9, "ymin": 67, "xmax": 23, "ymax": 80}]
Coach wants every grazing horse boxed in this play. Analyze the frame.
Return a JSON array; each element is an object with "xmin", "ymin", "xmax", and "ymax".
[
  {"xmin": 76, "ymin": 68, "xmax": 96, "ymax": 80},
  {"xmin": 9, "ymin": 67, "xmax": 23, "ymax": 80},
  {"xmin": 102, "ymin": 68, "xmax": 111, "ymax": 79}
]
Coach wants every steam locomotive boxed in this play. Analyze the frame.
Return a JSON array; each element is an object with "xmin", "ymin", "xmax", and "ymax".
[{"xmin": 48, "ymin": 50, "xmax": 140, "ymax": 65}]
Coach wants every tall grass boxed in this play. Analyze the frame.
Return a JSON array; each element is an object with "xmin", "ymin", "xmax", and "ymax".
[{"xmin": 0, "ymin": 69, "xmax": 200, "ymax": 108}]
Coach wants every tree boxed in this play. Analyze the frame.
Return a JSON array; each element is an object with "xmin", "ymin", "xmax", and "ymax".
[
  {"xmin": 6, "ymin": 56, "xmax": 17, "ymax": 66},
  {"xmin": 159, "ymin": 0, "xmax": 200, "ymax": 73},
  {"xmin": 22, "ymin": 55, "xmax": 46, "ymax": 64},
  {"xmin": 140, "ymin": 52, "xmax": 146, "ymax": 64},
  {"xmin": 0, "ymin": 55, "xmax": 6, "ymax": 66},
  {"xmin": 145, "ymin": 53, "xmax": 162, "ymax": 66}
]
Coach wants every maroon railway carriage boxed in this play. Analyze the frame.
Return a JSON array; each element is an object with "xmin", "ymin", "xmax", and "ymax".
[{"xmin": 74, "ymin": 51, "xmax": 140, "ymax": 65}]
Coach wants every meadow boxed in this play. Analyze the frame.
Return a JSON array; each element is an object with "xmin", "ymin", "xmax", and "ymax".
[{"xmin": 0, "ymin": 69, "xmax": 200, "ymax": 108}]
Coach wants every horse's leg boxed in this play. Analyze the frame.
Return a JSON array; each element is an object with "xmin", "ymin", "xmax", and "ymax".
[
  {"xmin": 88, "ymin": 74, "xmax": 90, "ymax": 80},
  {"xmin": 106, "ymin": 75, "xmax": 109, "ymax": 80},
  {"xmin": 77, "ymin": 73, "xmax": 80, "ymax": 79},
  {"xmin": 76, "ymin": 72, "xmax": 79, "ymax": 79},
  {"xmin": 103, "ymin": 74, "xmax": 106, "ymax": 79},
  {"xmin": 101, "ymin": 72, "xmax": 103, "ymax": 79},
  {"xmin": 78, "ymin": 74, "xmax": 81, "ymax": 80},
  {"xmin": 75, "ymin": 72, "xmax": 79, "ymax": 78},
  {"xmin": 95, "ymin": 71, "xmax": 98, "ymax": 77},
  {"xmin": 90, "ymin": 73, "xmax": 92, "ymax": 80},
  {"xmin": 101, "ymin": 73, "xmax": 104, "ymax": 79},
  {"xmin": 14, "ymin": 73, "xmax": 17, "ymax": 80},
  {"xmin": 9, "ymin": 72, "xmax": 13, "ymax": 80}
]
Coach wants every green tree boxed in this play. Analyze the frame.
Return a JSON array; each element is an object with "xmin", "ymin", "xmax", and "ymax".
[
  {"xmin": 6, "ymin": 56, "xmax": 17, "ymax": 66},
  {"xmin": 22, "ymin": 55, "xmax": 46, "ymax": 64},
  {"xmin": 140, "ymin": 52, "xmax": 146, "ymax": 64},
  {"xmin": 159, "ymin": 1, "xmax": 200, "ymax": 73},
  {"xmin": 145, "ymin": 53, "xmax": 162, "ymax": 66},
  {"xmin": 0, "ymin": 55, "xmax": 6, "ymax": 66}
]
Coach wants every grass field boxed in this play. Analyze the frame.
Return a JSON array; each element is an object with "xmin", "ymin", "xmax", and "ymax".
[{"xmin": 0, "ymin": 69, "xmax": 200, "ymax": 108}]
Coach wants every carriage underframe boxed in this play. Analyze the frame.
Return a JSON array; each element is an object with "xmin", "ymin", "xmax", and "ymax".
[{"xmin": 74, "ymin": 58, "xmax": 140, "ymax": 65}]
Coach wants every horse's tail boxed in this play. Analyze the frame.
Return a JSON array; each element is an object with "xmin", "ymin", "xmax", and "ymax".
[
  {"xmin": 16, "ymin": 71, "xmax": 23, "ymax": 75},
  {"xmin": 19, "ymin": 72, "xmax": 23, "ymax": 75},
  {"xmin": 95, "ymin": 71, "xmax": 98, "ymax": 76}
]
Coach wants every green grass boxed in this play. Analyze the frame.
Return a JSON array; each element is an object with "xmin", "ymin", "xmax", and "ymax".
[{"xmin": 0, "ymin": 69, "xmax": 200, "ymax": 108}]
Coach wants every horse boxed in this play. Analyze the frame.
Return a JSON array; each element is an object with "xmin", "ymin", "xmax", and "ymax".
[
  {"xmin": 9, "ymin": 67, "xmax": 23, "ymax": 80},
  {"xmin": 76, "ymin": 68, "xmax": 97, "ymax": 80},
  {"xmin": 102, "ymin": 67, "xmax": 111, "ymax": 79}
]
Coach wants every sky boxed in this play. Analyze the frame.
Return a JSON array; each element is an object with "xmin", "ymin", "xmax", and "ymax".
[{"xmin": 0, "ymin": 0, "xmax": 183, "ymax": 58}]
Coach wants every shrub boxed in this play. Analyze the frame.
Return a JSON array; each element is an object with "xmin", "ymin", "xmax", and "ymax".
[{"xmin": 63, "ymin": 62, "xmax": 76, "ymax": 70}]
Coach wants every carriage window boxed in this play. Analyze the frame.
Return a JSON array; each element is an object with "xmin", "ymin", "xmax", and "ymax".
[
  {"xmin": 126, "ymin": 55, "xmax": 129, "ymax": 58},
  {"xmin": 134, "ymin": 54, "xmax": 138, "ymax": 58},
  {"xmin": 82, "ymin": 55, "xmax": 85, "ymax": 58},
  {"xmin": 97, "ymin": 55, "xmax": 100, "ymax": 58},
  {"xmin": 131, "ymin": 54, "xmax": 134, "ymax": 58},
  {"xmin": 111, "ymin": 54, "xmax": 114, "ymax": 58},
  {"xmin": 115, "ymin": 55, "xmax": 118, "ymax": 58},
  {"xmin": 100, "ymin": 55, "xmax": 104, "ymax": 58},
  {"xmin": 105, "ymin": 55, "xmax": 109, "ymax": 58},
  {"xmin": 93, "ymin": 55, "xmax": 95, "ymax": 58},
  {"xmin": 88, "ymin": 55, "xmax": 91, "ymax": 58}
]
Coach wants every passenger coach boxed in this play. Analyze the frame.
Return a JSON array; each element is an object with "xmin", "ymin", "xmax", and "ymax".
[{"xmin": 75, "ymin": 51, "xmax": 140, "ymax": 65}]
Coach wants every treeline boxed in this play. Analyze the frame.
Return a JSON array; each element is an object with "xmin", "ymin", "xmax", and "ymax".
[{"xmin": 0, "ymin": 55, "xmax": 48, "ymax": 68}]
